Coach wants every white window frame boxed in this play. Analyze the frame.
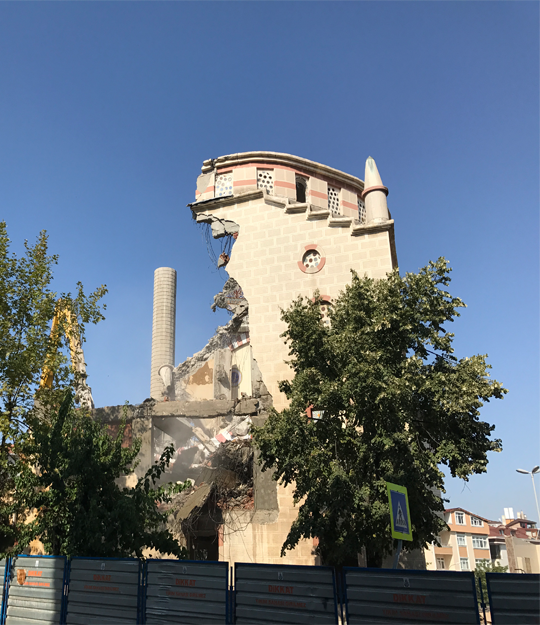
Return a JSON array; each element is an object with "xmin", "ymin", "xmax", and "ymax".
[
  {"xmin": 457, "ymin": 533, "xmax": 467, "ymax": 547},
  {"xmin": 328, "ymin": 185, "xmax": 341, "ymax": 215},
  {"xmin": 214, "ymin": 171, "xmax": 233, "ymax": 198},
  {"xmin": 460, "ymin": 557, "xmax": 470, "ymax": 571},
  {"xmin": 357, "ymin": 195, "xmax": 366, "ymax": 223},
  {"xmin": 470, "ymin": 517, "xmax": 483, "ymax": 527},
  {"xmin": 257, "ymin": 169, "xmax": 274, "ymax": 195},
  {"xmin": 436, "ymin": 557, "xmax": 445, "ymax": 570},
  {"xmin": 455, "ymin": 512, "xmax": 466, "ymax": 525},
  {"xmin": 472, "ymin": 536, "xmax": 488, "ymax": 550}
]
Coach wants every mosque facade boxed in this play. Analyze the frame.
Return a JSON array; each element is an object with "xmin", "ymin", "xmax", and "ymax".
[{"xmin": 98, "ymin": 151, "xmax": 399, "ymax": 565}]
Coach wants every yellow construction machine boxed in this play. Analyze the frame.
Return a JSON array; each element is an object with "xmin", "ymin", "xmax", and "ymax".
[{"xmin": 39, "ymin": 300, "xmax": 94, "ymax": 410}]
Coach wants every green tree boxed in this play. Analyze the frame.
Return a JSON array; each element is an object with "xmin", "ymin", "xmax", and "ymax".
[
  {"xmin": 7, "ymin": 391, "xmax": 188, "ymax": 558},
  {"xmin": 474, "ymin": 559, "xmax": 507, "ymax": 607},
  {"xmin": 0, "ymin": 222, "xmax": 107, "ymax": 552},
  {"xmin": 252, "ymin": 259, "xmax": 506, "ymax": 567}
]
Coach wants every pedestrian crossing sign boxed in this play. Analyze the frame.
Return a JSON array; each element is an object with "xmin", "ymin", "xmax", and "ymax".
[{"xmin": 386, "ymin": 482, "xmax": 413, "ymax": 541}]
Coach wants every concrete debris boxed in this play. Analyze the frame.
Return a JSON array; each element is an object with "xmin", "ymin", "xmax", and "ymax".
[
  {"xmin": 195, "ymin": 466, "xmax": 238, "ymax": 490},
  {"xmin": 217, "ymin": 252, "xmax": 229, "ymax": 268},
  {"xmin": 211, "ymin": 439, "xmax": 254, "ymax": 511},
  {"xmin": 211, "ymin": 277, "xmax": 247, "ymax": 314},
  {"xmin": 195, "ymin": 213, "xmax": 239, "ymax": 239},
  {"xmin": 173, "ymin": 483, "xmax": 212, "ymax": 522},
  {"xmin": 166, "ymin": 439, "xmax": 255, "ymax": 539},
  {"xmin": 172, "ymin": 307, "xmax": 248, "ymax": 383}
]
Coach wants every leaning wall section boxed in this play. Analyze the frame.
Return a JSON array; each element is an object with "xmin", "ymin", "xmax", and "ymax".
[{"xmin": 197, "ymin": 192, "xmax": 396, "ymax": 412}]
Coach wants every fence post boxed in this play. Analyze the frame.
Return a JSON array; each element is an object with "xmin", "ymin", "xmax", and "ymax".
[{"xmin": 477, "ymin": 575, "xmax": 487, "ymax": 624}]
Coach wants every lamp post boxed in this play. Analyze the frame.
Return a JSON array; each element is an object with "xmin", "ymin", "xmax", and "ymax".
[{"xmin": 516, "ymin": 466, "xmax": 540, "ymax": 522}]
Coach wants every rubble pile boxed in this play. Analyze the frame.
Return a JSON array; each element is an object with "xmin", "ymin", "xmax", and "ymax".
[
  {"xmin": 166, "ymin": 439, "xmax": 255, "ymax": 542},
  {"xmin": 210, "ymin": 439, "xmax": 254, "ymax": 510}
]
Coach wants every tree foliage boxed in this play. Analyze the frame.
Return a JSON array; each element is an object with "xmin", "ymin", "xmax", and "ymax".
[
  {"xmin": 0, "ymin": 221, "xmax": 106, "ymax": 439},
  {"xmin": 0, "ymin": 222, "xmax": 107, "ymax": 552},
  {"xmin": 4, "ymin": 391, "xmax": 188, "ymax": 559},
  {"xmin": 252, "ymin": 259, "xmax": 506, "ymax": 567},
  {"xmin": 474, "ymin": 559, "xmax": 508, "ymax": 606}
]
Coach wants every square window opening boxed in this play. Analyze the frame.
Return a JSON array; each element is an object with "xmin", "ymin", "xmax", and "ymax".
[
  {"xmin": 328, "ymin": 185, "xmax": 340, "ymax": 215},
  {"xmin": 257, "ymin": 170, "xmax": 274, "ymax": 195}
]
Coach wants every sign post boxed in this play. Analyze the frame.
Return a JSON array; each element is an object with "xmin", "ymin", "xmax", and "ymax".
[{"xmin": 386, "ymin": 482, "xmax": 412, "ymax": 568}]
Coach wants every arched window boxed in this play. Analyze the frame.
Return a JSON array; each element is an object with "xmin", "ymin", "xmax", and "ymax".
[{"xmin": 296, "ymin": 176, "xmax": 307, "ymax": 203}]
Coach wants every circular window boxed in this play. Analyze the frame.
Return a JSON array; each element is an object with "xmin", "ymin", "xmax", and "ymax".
[
  {"xmin": 298, "ymin": 244, "xmax": 326, "ymax": 274},
  {"xmin": 302, "ymin": 250, "xmax": 321, "ymax": 269},
  {"xmin": 231, "ymin": 367, "xmax": 242, "ymax": 388}
]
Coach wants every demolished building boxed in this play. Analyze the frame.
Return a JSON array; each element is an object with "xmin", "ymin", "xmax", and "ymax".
[{"xmin": 96, "ymin": 151, "xmax": 398, "ymax": 566}]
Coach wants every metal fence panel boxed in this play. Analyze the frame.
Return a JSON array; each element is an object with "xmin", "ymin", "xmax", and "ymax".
[
  {"xmin": 234, "ymin": 563, "xmax": 338, "ymax": 625},
  {"xmin": 145, "ymin": 559, "xmax": 229, "ymax": 624},
  {"xmin": 1, "ymin": 559, "xmax": 7, "ymax": 625},
  {"xmin": 5, "ymin": 555, "xmax": 66, "ymax": 625},
  {"xmin": 343, "ymin": 568, "xmax": 480, "ymax": 624},
  {"xmin": 486, "ymin": 572, "xmax": 540, "ymax": 625},
  {"xmin": 65, "ymin": 557, "xmax": 140, "ymax": 624}
]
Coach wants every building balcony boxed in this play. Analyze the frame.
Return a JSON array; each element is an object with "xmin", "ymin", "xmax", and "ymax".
[{"xmin": 434, "ymin": 546, "xmax": 454, "ymax": 555}]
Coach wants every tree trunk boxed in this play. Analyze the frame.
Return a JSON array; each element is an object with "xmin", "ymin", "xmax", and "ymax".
[{"xmin": 366, "ymin": 548, "xmax": 383, "ymax": 568}]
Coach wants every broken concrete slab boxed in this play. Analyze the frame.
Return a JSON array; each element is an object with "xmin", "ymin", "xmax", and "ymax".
[
  {"xmin": 153, "ymin": 399, "xmax": 236, "ymax": 418},
  {"xmin": 195, "ymin": 213, "xmax": 239, "ymax": 239},
  {"xmin": 234, "ymin": 398, "xmax": 258, "ymax": 416}
]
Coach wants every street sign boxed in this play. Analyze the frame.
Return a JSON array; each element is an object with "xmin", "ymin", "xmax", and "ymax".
[{"xmin": 386, "ymin": 482, "xmax": 412, "ymax": 541}]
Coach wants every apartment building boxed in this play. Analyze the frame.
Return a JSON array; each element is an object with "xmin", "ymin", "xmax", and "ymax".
[
  {"xmin": 426, "ymin": 508, "xmax": 493, "ymax": 572},
  {"xmin": 489, "ymin": 511, "xmax": 540, "ymax": 573}
]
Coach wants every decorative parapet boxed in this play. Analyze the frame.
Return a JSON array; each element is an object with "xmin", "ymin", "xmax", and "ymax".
[{"xmin": 194, "ymin": 151, "xmax": 366, "ymax": 221}]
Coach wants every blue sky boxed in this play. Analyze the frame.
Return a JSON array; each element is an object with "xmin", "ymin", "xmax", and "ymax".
[{"xmin": 0, "ymin": 2, "xmax": 537, "ymax": 523}]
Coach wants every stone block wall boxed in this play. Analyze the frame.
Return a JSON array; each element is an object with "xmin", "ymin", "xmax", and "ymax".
[
  {"xmin": 220, "ymin": 482, "xmax": 316, "ymax": 567},
  {"xmin": 189, "ymin": 152, "xmax": 396, "ymax": 567},
  {"xmin": 195, "ymin": 192, "xmax": 395, "ymax": 411}
]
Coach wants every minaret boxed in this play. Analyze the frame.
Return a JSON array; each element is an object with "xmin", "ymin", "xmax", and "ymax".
[
  {"xmin": 362, "ymin": 156, "xmax": 390, "ymax": 223},
  {"xmin": 150, "ymin": 267, "xmax": 177, "ymax": 400}
]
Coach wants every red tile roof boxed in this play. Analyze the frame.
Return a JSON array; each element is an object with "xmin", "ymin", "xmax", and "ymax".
[{"xmin": 444, "ymin": 507, "xmax": 497, "ymax": 524}]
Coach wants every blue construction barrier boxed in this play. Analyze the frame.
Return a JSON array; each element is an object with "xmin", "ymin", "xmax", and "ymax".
[
  {"xmin": 4, "ymin": 555, "xmax": 67, "ymax": 625},
  {"xmin": 342, "ymin": 567, "xmax": 480, "ymax": 624},
  {"xmin": 234, "ymin": 562, "xmax": 339, "ymax": 624},
  {"xmin": 65, "ymin": 557, "xmax": 141, "ymax": 624},
  {"xmin": 0, "ymin": 559, "xmax": 8, "ymax": 625},
  {"xmin": 2, "ymin": 554, "xmax": 540, "ymax": 624},
  {"xmin": 144, "ymin": 559, "xmax": 229, "ymax": 624},
  {"xmin": 486, "ymin": 572, "xmax": 540, "ymax": 624}
]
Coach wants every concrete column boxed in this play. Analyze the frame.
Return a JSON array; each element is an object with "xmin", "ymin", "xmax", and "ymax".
[
  {"xmin": 362, "ymin": 156, "xmax": 390, "ymax": 223},
  {"xmin": 151, "ymin": 267, "xmax": 177, "ymax": 400}
]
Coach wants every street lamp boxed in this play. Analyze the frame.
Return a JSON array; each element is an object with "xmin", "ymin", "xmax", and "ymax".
[{"xmin": 516, "ymin": 466, "xmax": 540, "ymax": 522}]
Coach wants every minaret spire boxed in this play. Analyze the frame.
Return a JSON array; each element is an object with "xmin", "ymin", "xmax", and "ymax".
[{"xmin": 362, "ymin": 156, "xmax": 390, "ymax": 223}]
